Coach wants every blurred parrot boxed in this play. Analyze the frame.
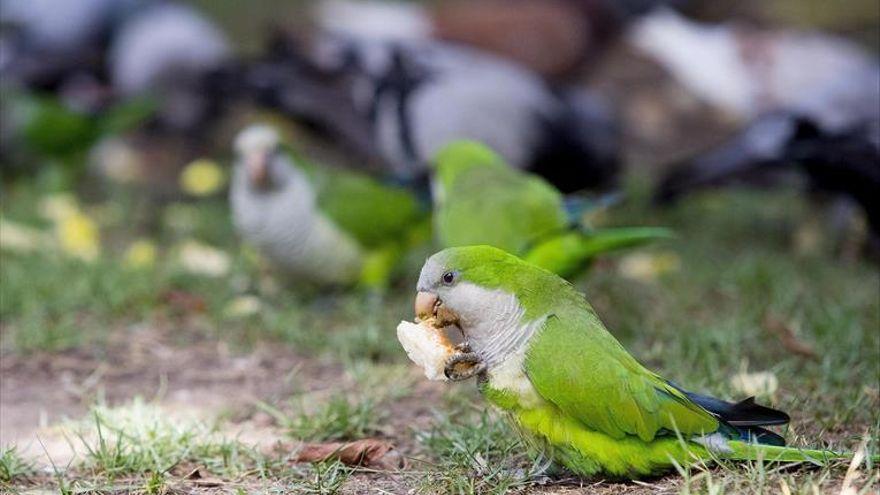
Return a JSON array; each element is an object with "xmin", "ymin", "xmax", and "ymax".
[
  {"xmin": 0, "ymin": 90, "xmax": 155, "ymax": 178},
  {"xmin": 230, "ymin": 124, "xmax": 426, "ymax": 288},
  {"xmin": 431, "ymin": 141, "xmax": 670, "ymax": 279},
  {"xmin": 411, "ymin": 245, "xmax": 862, "ymax": 478}
]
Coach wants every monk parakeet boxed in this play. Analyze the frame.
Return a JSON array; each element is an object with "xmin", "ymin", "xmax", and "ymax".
[
  {"xmin": 231, "ymin": 124, "xmax": 425, "ymax": 288},
  {"xmin": 410, "ymin": 245, "xmax": 858, "ymax": 478},
  {"xmin": 431, "ymin": 141, "xmax": 670, "ymax": 279}
]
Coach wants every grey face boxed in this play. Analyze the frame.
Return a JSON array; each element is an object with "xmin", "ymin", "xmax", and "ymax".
[
  {"xmin": 414, "ymin": 252, "xmax": 535, "ymax": 368},
  {"xmin": 414, "ymin": 252, "xmax": 461, "ymax": 327}
]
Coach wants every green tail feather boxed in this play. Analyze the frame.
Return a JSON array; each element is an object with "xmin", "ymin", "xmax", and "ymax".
[
  {"xmin": 575, "ymin": 227, "xmax": 675, "ymax": 258},
  {"xmin": 724, "ymin": 441, "xmax": 850, "ymax": 464},
  {"xmin": 525, "ymin": 227, "xmax": 674, "ymax": 278}
]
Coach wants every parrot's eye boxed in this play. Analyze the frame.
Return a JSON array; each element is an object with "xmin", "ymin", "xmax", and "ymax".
[{"xmin": 441, "ymin": 271, "xmax": 457, "ymax": 285}]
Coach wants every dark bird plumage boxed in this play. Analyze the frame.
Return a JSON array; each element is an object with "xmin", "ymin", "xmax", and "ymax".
[
  {"xmin": 676, "ymin": 388, "xmax": 790, "ymax": 446},
  {"xmin": 248, "ymin": 32, "xmax": 621, "ymax": 193},
  {"xmin": 655, "ymin": 112, "xmax": 880, "ymax": 239}
]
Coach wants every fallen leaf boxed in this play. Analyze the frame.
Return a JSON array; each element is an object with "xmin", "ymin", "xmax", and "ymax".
[
  {"xmin": 161, "ymin": 290, "xmax": 207, "ymax": 314},
  {"xmin": 292, "ymin": 439, "xmax": 401, "ymax": 469},
  {"xmin": 90, "ymin": 137, "xmax": 144, "ymax": 184},
  {"xmin": 183, "ymin": 467, "xmax": 224, "ymax": 488},
  {"xmin": 39, "ymin": 193, "xmax": 79, "ymax": 222},
  {"xmin": 762, "ymin": 314, "xmax": 818, "ymax": 360},
  {"xmin": 124, "ymin": 239, "xmax": 158, "ymax": 269},
  {"xmin": 0, "ymin": 218, "xmax": 49, "ymax": 253},
  {"xmin": 180, "ymin": 158, "xmax": 226, "ymax": 197},
  {"xmin": 163, "ymin": 203, "xmax": 200, "ymax": 234},
  {"xmin": 618, "ymin": 251, "xmax": 681, "ymax": 282},
  {"xmin": 177, "ymin": 240, "xmax": 231, "ymax": 277},
  {"xmin": 223, "ymin": 295, "xmax": 262, "ymax": 318},
  {"xmin": 57, "ymin": 211, "xmax": 100, "ymax": 262},
  {"xmin": 731, "ymin": 371, "xmax": 778, "ymax": 398}
]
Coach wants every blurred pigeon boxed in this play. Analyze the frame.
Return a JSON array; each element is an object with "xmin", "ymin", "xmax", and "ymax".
[
  {"xmin": 628, "ymin": 8, "xmax": 879, "ymax": 129},
  {"xmin": 254, "ymin": 33, "xmax": 621, "ymax": 193},
  {"xmin": 315, "ymin": 0, "xmax": 689, "ymax": 80},
  {"xmin": 231, "ymin": 124, "xmax": 426, "ymax": 288},
  {"xmin": 635, "ymin": 9, "xmax": 880, "ymax": 241},
  {"xmin": 0, "ymin": 0, "xmax": 127, "ymax": 91},
  {"xmin": 656, "ymin": 113, "xmax": 880, "ymax": 238},
  {"xmin": 108, "ymin": 2, "xmax": 232, "ymax": 134}
]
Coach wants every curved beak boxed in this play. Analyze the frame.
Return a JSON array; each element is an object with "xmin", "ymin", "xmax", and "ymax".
[
  {"xmin": 414, "ymin": 291, "xmax": 438, "ymax": 322},
  {"xmin": 246, "ymin": 151, "xmax": 269, "ymax": 188}
]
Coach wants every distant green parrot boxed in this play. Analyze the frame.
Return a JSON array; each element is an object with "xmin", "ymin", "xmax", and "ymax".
[
  {"xmin": 5, "ymin": 91, "xmax": 155, "ymax": 156},
  {"xmin": 412, "ymin": 245, "xmax": 862, "ymax": 478},
  {"xmin": 2, "ymin": 90, "xmax": 155, "ymax": 178},
  {"xmin": 231, "ymin": 124, "xmax": 427, "ymax": 288},
  {"xmin": 431, "ymin": 141, "xmax": 670, "ymax": 279}
]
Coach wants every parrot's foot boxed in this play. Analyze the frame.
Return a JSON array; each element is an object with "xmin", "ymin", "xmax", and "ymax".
[{"xmin": 444, "ymin": 349, "xmax": 486, "ymax": 381}]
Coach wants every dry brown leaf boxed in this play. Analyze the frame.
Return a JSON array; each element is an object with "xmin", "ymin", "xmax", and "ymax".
[
  {"xmin": 293, "ymin": 439, "xmax": 402, "ymax": 469},
  {"xmin": 161, "ymin": 290, "xmax": 207, "ymax": 314},
  {"xmin": 762, "ymin": 314, "xmax": 818, "ymax": 360},
  {"xmin": 182, "ymin": 467, "xmax": 225, "ymax": 487}
]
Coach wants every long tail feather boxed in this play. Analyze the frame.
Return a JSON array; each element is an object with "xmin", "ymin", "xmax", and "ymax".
[
  {"xmin": 576, "ymin": 227, "xmax": 675, "ymax": 258},
  {"xmin": 724, "ymin": 441, "xmax": 848, "ymax": 464}
]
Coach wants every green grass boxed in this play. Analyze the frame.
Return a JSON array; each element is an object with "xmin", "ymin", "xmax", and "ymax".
[
  {"xmin": 414, "ymin": 407, "xmax": 548, "ymax": 494},
  {"xmin": 0, "ymin": 446, "xmax": 35, "ymax": 485},
  {"xmin": 281, "ymin": 460, "xmax": 354, "ymax": 494},
  {"xmin": 1, "ymin": 178, "xmax": 878, "ymax": 493},
  {"xmin": 264, "ymin": 393, "xmax": 387, "ymax": 442}
]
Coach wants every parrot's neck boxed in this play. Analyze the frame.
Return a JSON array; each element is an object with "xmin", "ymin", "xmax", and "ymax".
[{"xmin": 453, "ymin": 283, "xmax": 543, "ymax": 368}]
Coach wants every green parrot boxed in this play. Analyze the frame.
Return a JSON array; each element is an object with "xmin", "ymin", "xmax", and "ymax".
[
  {"xmin": 4, "ymin": 91, "xmax": 155, "ymax": 157},
  {"xmin": 411, "ymin": 245, "xmax": 861, "ymax": 478},
  {"xmin": 231, "ymin": 124, "xmax": 427, "ymax": 288},
  {"xmin": 430, "ymin": 140, "xmax": 670, "ymax": 279}
]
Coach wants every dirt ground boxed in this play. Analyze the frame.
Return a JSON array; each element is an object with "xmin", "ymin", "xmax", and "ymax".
[{"xmin": 2, "ymin": 323, "xmax": 702, "ymax": 494}]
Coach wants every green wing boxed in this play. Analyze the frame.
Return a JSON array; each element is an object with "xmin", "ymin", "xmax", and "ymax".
[
  {"xmin": 297, "ymin": 159, "xmax": 423, "ymax": 248},
  {"xmin": 437, "ymin": 166, "xmax": 567, "ymax": 254},
  {"xmin": 524, "ymin": 313, "xmax": 719, "ymax": 442}
]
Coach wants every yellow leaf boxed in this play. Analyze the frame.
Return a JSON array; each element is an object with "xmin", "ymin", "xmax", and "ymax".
[
  {"xmin": 163, "ymin": 203, "xmax": 200, "ymax": 234},
  {"xmin": 223, "ymin": 295, "xmax": 262, "ymax": 318},
  {"xmin": 618, "ymin": 251, "xmax": 681, "ymax": 282},
  {"xmin": 180, "ymin": 159, "xmax": 226, "ymax": 197},
  {"xmin": 731, "ymin": 371, "xmax": 778, "ymax": 398},
  {"xmin": 0, "ymin": 218, "xmax": 49, "ymax": 253},
  {"xmin": 57, "ymin": 212, "xmax": 100, "ymax": 261},
  {"xmin": 177, "ymin": 240, "xmax": 230, "ymax": 277},
  {"xmin": 124, "ymin": 239, "xmax": 158, "ymax": 269},
  {"xmin": 90, "ymin": 137, "xmax": 144, "ymax": 184},
  {"xmin": 39, "ymin": 193, "xmax": 79, "ymax": 222}
]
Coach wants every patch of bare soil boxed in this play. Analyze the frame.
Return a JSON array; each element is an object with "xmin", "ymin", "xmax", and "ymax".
[
  {"xmin": 0, "ymin": 322, "xmax": 473, "ymax": 493},
  {"xmin": 0, "ymin": 322, "xmax": 340, "ymax": 464}
]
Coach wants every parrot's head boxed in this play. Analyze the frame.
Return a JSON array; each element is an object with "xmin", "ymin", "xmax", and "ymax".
[
  {"xmin": 415, "ymin": 245, "xmax": 570, "ymax": 368},
  {"xmin": 430, "ymin": 141, "xmax": 506, "ymax": 203},
  {"xmin": 234, "ymin": 124, "xmax": 283, "ymax": 189}
]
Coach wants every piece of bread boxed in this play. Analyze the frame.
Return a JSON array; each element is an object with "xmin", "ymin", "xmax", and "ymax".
[{"xmin": 396, "ymin": 320, "xmax": 455, "ymax": 381}]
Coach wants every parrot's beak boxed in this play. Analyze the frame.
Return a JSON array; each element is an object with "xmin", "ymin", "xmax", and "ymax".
[
  {"xmin": 414, "ymin": 291, "xmax": 438, "ymax": 322},
  {"xmin": 414, "ymin": 291, "xmax": 460, "ymax": 328},
  {"xmin": 246, "ymin": 151, "xmax": 270, "ymax": 188},
  {"xmin": 414, "ymin": 292, "xmax": 479, "ymax": 380}
]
